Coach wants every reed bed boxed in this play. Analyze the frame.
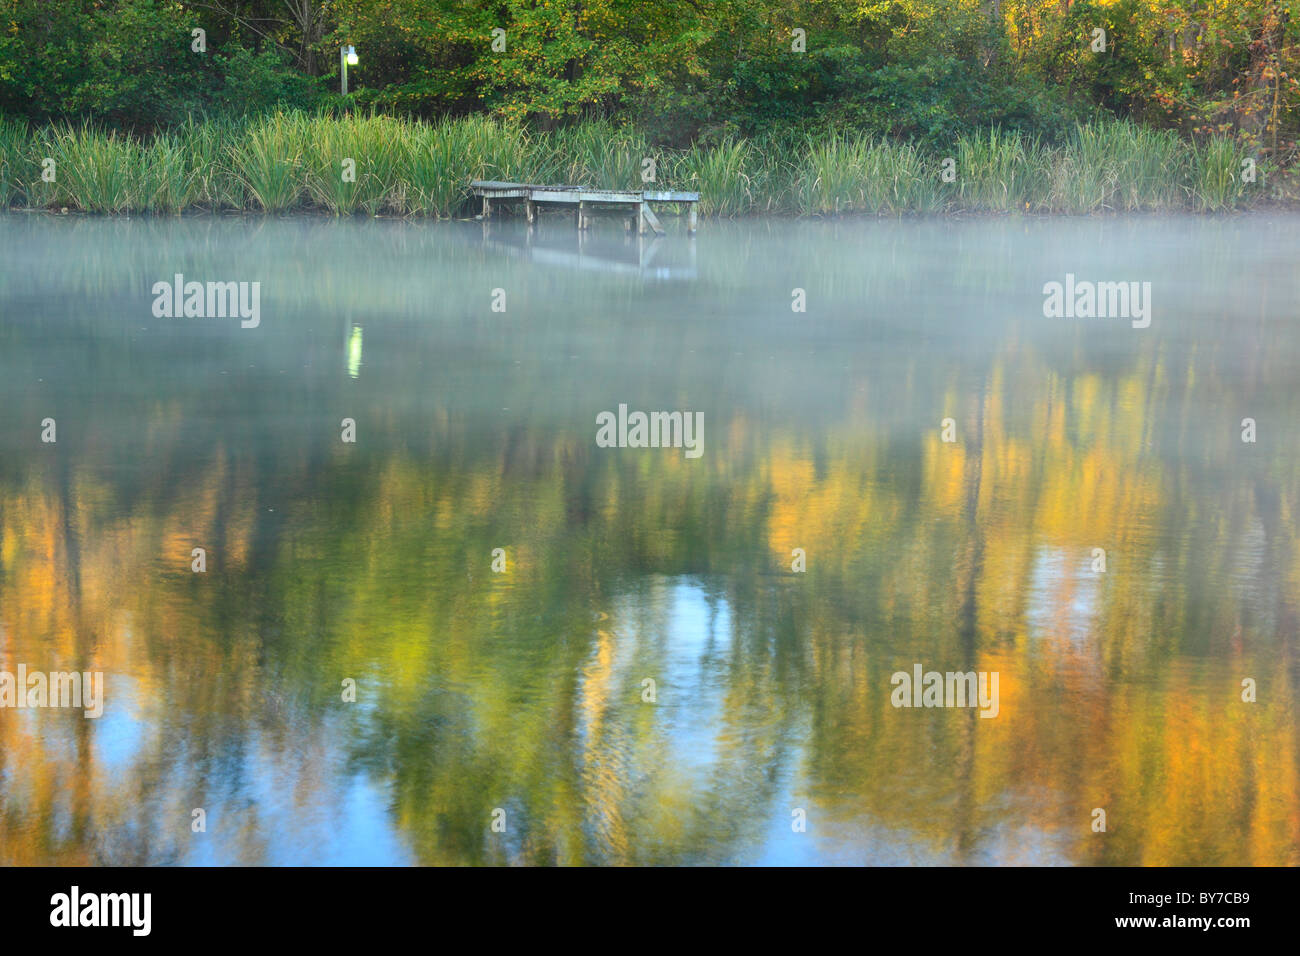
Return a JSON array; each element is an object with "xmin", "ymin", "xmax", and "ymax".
[{"xmin": 0, "ymin": 111, "xmax": 1269, "ymax": 217}]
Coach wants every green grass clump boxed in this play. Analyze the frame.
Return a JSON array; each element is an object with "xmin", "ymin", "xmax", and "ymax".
[
  {"xmin": 230, "ymin": 112, "xmax": 305, "ymax": 212},
  {"xmin": 1192, "ymin": 135, "xmax": 1252, "ymax": 212},
  {"xmin": 793, "ymin": 134, "xmax": 943, "ymax": 215},
  {"xmin": 0, "ymin": 116, "xmax": 31, "ymax": 207},
  {"xmin": 955, "ymin": 127, "xmax": 1049, "ymax": 212},
  {"xmin": 673, "ymin": 137, "xmax": 756, "ymax": 216},
  {"xmin": 43, "ymin": 125, "xmax": 146, "ymax": 213}
]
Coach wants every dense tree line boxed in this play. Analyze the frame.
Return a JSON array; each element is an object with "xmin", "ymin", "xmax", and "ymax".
[{"xmin": 1, "ymin": 1, "xmax": 1295, "ymax": 154}]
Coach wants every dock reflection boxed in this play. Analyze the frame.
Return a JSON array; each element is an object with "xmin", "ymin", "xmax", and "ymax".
[{"xmin": 481, "ymin": 217, "xmax": 698, "ymax": 280}]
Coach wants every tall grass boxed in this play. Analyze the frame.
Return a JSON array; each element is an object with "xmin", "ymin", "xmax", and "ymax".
[
  {"xmin": 673, "ymin": 137, "xmax": 757, "ymax": 216},
  {"xmin": 955, "ymin": 127, "xmax": 1049, "ymax": 212},
  {"xmin": 141, "ymin": 134, "xmax": 199, "ymax": 212},
  {"xmin": 1193, "ymin": 136, "xmax": 1251, "ymax": 211},
  {"xmin": 42, "ymin": 125, "xmax": 145, "ymax": 213},
  {"xmin": 544, "ymin": 121, "xmax": 651, "ymax": 189},
  {"xmin": 230, "ymin": 112, "xmax": 304, "ymax": 211},
  {"xmin": 796, "ymin": 132, "xmax": 868, "ymax": 214},
  {"xmin": 403, "ymin": 117, "xmax": 481, "ymax": 217},
  {"xmin": 175, "ymin": 116, "xmax": 242, "ymax": 209},
  {"xmin": 795, "ymin": 134, "xmax": 943, "ymax": 215},
  {"xmin": 1050, "ymin": 119, "xmax": 1189, "ymax": 212},
  {"xmin": 0, "ymin": 116, "xmax": 30, "ymax": 207},
  {"xmin": 0, "ymin": 110, "xmax": 1266, "ymax": 217},
  {"xmin": 300, "ymin": 113, "xmax": 409, "ymax": 214}
]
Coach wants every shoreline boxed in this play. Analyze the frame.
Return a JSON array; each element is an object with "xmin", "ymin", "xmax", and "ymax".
[
  {"xmin": 5, "ymin": 202, "xmax": 1296, "ymax": 222},
  {"xmin": 1, "ymin": 112, "xmax": 1289, "ymax": 219}
]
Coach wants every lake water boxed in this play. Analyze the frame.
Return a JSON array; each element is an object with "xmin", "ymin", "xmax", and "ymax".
[{"xmin": 0, "ymin": 212, "xmax": 1297, "ymax": 865}]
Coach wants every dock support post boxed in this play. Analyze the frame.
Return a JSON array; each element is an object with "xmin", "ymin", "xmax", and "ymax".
[
  {"xmin": 482, "ymin": 196, "xmax": 491, "ymax": 220},
  {"xmin": 639, "ymin": 202, "xmax": 664, "ymax": 236},
  {"xmin": 687, "ymin": 204, "xmax": 697, "ymax": 234},
  {"xmin": 526, "ymin": 200, "xmax": 536, "ymax": 225}
]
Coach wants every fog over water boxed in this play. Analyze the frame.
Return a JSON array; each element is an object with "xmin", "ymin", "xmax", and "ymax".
[{"xmin": 0, "ymin": 212, "xmax": 1297, "ymax": 864}]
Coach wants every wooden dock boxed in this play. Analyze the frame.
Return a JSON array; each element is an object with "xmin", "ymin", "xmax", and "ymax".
[{"xmin": 470, "ymin": 181, "xmax": 700, "ymax": 235}]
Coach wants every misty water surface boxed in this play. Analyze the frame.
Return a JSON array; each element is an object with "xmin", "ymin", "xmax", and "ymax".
[{"xmin": 0, "ymin": 212, "xmax": 1297, "ymax": 865}]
